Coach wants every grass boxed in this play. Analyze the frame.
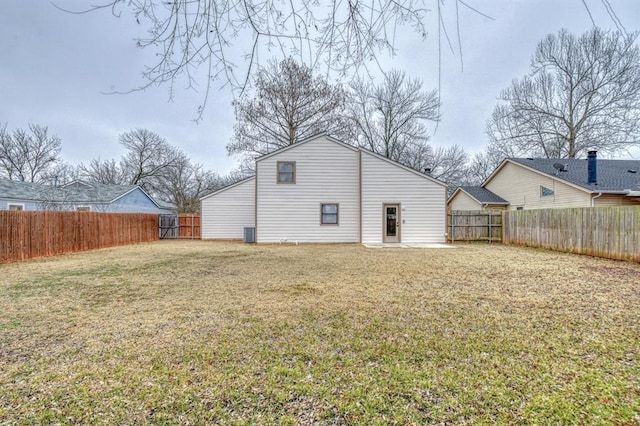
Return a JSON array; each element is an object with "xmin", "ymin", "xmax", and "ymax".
[{"xmin": 0, "ymin": 241, "xmax": 639, "ymax": 424}]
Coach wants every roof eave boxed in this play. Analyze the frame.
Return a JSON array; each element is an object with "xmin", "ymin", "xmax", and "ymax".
[
  {"xmin": 199, "ymin": 176, "xmax": 256, "ymax": 201},
  {"xmin": 255, "ymin": 133, "xmax": 358, "ymax": 163}
]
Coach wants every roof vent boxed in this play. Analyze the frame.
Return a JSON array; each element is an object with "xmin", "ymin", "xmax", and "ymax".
[
  {"xmin": 424, "ymin": 167, "xmax": 432, "ymax": 174},
  {"xmin": 553, "ymin": 162, "xmax": 568, "ymax": 172},
  {"xmin": 628, "ymin": 169, "xmax": 637, "ymax": 174}
]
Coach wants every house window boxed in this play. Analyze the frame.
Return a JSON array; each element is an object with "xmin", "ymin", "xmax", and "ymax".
[
  {"xmin": 8, "ymin": 204, "xmax": 24, "ymax": 211},
  {"xmin": 540, "ymin": 185, "xmax": 554, "ymax": 197},
  {"xmin": 516, "ymin": 206, "xmax": 524, "ymax": 211},
  {"xmin": 321, "ymin": 203, "xmax": 339, "ymax": 225},
  {"xmin": 76, "ymin": 206, "xmax": 91, "ymax": 212},
  {"xmin": 277, "ymin": 161, "xmax": 296, "ymax": 184}
]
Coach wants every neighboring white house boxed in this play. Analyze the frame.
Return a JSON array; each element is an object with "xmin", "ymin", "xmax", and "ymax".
[
  {"xmin": 448, "ymin": 186, "xmax": 509, "ymax": 212},
  {"xmin": 201, "ymin": 134, "xmax": 447, "ymax": 244}
]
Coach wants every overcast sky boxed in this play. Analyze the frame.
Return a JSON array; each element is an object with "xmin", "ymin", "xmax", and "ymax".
[{"xmin": 1, "ymin": 1, "xmax": 639, "ymax": 175}]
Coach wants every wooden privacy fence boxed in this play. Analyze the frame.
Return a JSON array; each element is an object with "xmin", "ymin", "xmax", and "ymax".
[
  {"xmin": 159, "ymin": 214, "xmax": 201, "ymax": 239},
  {"xmin": 178, "ymin": 214, "xmax": 200, "ymax": 239},
  {"xmin": 448, "ymin": 210, "xmax": 502, "ymax": 242},
  {"xmin": 0, "ymin": 211, "xmax": 159, "ymax": 263},
  {"xmin": 503, "ymin": 206, "xmax": 640, "ymax": 262}
]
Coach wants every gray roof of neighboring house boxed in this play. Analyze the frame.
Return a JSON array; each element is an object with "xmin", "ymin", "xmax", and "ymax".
[
  {"xmin": 509, "ymin": 157, "xmax": 640, "ymax": 192},
  {"xmin": 457, "ymin": 186, "xmax": 508, "ymax": 204},
  {"xmin": 0, "ymin": 178, "xmax": 145, "ymax": 204}
]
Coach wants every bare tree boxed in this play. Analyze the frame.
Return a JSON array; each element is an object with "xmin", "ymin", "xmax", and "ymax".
[
  {"xmin": 411, "ymin": 144, "xmax": 470, "ymax": 188},
  {"xmin": 74, "ymin": 1, "xmax": 432, "ymax": 118},
  {"xmin": 78, "ymin": 158, "xmax": 125, "ymax": 185},
  {"xmin": 396, "ymin": 142, "xmax": 470, "ymax": 191},
  {"xmin": 347, "ymin": 69, "xmax": 440, "ymax": 162},
  {"xmin": 118, "ymin": 128, "xmax": 187, "ymax": 195},
  {"xmin": 78, "ymin": 129, "xmax": 228, "ymax": 211},
  {"xmin": 463, "ymin": 149, "xmax": 507, "ymax": 186},
  {"xmin": 0, "ymin": 123, "xmax": 62, "ymax": 182},
  {"xmin": 487, "ymin": 28, "xmax": 640, "ymax": 159},
  {"xmin": 158, "ymin": 157, "xmax": 220, "ymax": 213},
  {"xmin": 218, "ymin": 168, "xmax": 253, "ymax": 188},
  {"xmin": 227, "ymin": 57, "xmax": 351, "ymax": 170},
  {"xmin": 39, "ymin": 161, "xmax": 80, "ymax": 186}
]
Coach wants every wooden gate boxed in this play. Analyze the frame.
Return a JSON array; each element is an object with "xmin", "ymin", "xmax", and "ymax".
[
  {"xmin": 448, "ymin": 210, "xmax": 502, "ymax": 242},
  {"xmin": 159, "ymin": 214, "xmax": 201, "ymax": 239},
  {"xmin": 159, "ymin": 214, "xmax": 177, "ymax": 239}
]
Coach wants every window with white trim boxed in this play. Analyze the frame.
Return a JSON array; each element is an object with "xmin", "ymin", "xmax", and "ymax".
[
  {"xmin": 8, "ymin": 203, "xmax": 24, "ymax": 211},
  {"xmin": 277, "ymin": 161, "xmax": 296, "ymax": 184},
  {"xmin": 76, "ymin": 206, "xmax": 91, "ymax": 212},
  {"xmin": 321, "ymin": 203, "xmax": 339, "ymax": 225}
]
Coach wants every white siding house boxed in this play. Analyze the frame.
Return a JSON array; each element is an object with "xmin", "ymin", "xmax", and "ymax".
[
  {"xmin": 201, "ymin": 177, "xmax": 255, "ymax": 239},
  {"xmin": 360, "ymin": 151, "xmax": 446, "ymax": 244},
  {"xmin": 201, "ymin": 135, "xmax": 447, "ymax": 243},
  {"xmin": 256, "ymin": 136, "xmax": 360, "ymax": 243}
]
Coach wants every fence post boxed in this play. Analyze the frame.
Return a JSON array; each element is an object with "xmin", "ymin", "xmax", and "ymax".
[{"xmin": 450, "ymin": 211, "xmax": 455, "ymax": 243}]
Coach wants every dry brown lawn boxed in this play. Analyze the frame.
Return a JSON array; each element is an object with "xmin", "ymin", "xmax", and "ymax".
[{"xmin": 0, "ymin": 241, "xmax": 639, "ymax": 424}]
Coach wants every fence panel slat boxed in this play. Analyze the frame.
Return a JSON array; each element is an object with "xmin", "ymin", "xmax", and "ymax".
[
  {"xmin": 448, "ymin": 210, "xmax": 503, "ymax": 242},
  {"xmin": 1, "ymin": 211, "xmax": 159, "ymax": 263},
  {"xmin": 503, "ymin": 206, "xmax": 640, "ymax": 262},
  {"xmin": 178, "ymin": 214, "xmax": 201, "ymax": 240}
]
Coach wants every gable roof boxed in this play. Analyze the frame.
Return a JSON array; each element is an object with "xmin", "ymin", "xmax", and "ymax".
[
  {"xmin": 199, "ymin": 176, "xmax": 256, "ymax": 201},
  {"xmin": 359, "ymin": 148, "xmax": 447, "ymax": 187},
  {"xmin": 486, "ymin": 157, "xmax": 640, "ymax": 193},
  {"xmin": 0, "ymin": 178, "xmax": 161, "ymax": 206},
  {"xmin": 449, "ymin": 186, "xmax": 508, "ymax": 205},
  {"xmin": 254, "ymin": 133, "xmax": 447, "ymax": 187},
  {"xmin": 255, "ymin": 132, "xmax": 359, "ymax": 162}
]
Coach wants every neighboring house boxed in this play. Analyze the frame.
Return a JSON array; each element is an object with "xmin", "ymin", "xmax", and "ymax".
[
  {"xmin": 448, "ymin": 151, "xmax": 640, "ymax": 211},
  {"xmin": 0, "ymin": 178, "xmax": 173, "ymax": 214},
  {"xmin": 201, "ymin": 134, "xmax": 448, "ymax": 244},
  {"xmin": 448, "ymin": 186, "xmax": 509, "ymax": 211}
]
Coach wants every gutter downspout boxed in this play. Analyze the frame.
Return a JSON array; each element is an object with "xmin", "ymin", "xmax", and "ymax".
[{"xmin": 591, "ymin": 192, "xmax": 603, "ymax": 207}]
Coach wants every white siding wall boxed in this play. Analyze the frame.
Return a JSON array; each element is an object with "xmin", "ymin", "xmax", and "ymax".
[
  {"xmin": 449, "ymin": 191, "xmax": 482, "ymax": 211},
  {"xmin": 361, "ymin": 152, "xmax": 447, "ymax": 244},
  {"xmin": 485, "ymin": 162, "xmax": 591, "ymax": 210},
  {"xmin": 256, "ymin": 137, "xmax": 360, "ymax": 243},
  {"xmin": 201, "ymin": 178, "xmax": 255, "ymax": 239}
]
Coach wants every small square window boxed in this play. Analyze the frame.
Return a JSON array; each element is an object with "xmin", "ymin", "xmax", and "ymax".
[
  {"xmin": 540, "ymin": 185, "xmax": 554, "ymax": 197},
  {"xmin": 277, "ymin": 161, "xmax": 296, "ymax": 184},
  {"xmin": 321, "ymin": 203, "xmax": 339, "ymax": 225},
  {"xmin": 8, "ymin": 204, "xmax": 24, "ymax": 211}
]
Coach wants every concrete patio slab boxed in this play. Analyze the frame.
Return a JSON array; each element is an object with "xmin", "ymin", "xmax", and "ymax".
[{"xmin": 363, "ymin": 243, "xmax": 455, "ymax": 249}]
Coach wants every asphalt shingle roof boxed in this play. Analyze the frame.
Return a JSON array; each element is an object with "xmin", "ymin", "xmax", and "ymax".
[
  {"xmin": 0, "ymin": 179, "xmax": 139, "ymax": 203},
  {"xmin": 509, "ymin": 157, "xmax": 640, "ymax": 192},
  {"xmin": 458, "ymin": 186, "xmax": 508, "ymax": 204}
]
